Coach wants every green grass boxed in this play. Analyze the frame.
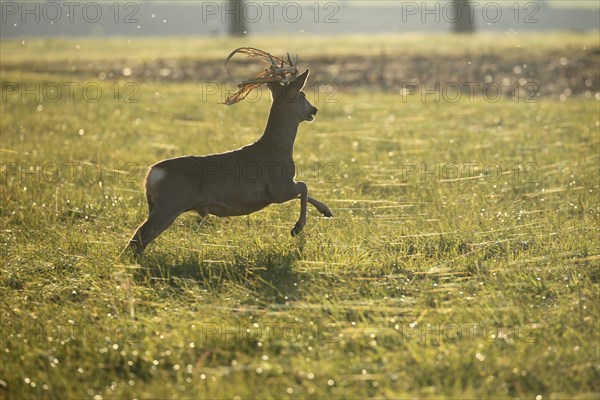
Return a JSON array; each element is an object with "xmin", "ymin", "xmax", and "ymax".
[{"xmin": 1, "ymin": 35, "xmax": 599, "ymax": 399}]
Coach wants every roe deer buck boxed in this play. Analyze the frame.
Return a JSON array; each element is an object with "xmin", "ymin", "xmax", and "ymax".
[{"xmin": 125, "ymin": 48, "xmax": 332, "ymax": 257}]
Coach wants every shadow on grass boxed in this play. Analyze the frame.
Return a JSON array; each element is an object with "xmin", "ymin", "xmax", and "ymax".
[{"xmin": 131, "ymin": 244, "xmax": 305, "ymax": 304}]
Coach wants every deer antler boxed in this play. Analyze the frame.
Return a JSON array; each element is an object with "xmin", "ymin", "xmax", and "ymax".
[{"xmin": 224, "ymin": 47, "xmax": 299, "ymax": 105}]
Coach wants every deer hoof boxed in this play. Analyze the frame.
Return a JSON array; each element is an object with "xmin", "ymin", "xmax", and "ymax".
[
  {"xmin": 321, "ymin": 208, "xmax": 333, "ymax": 218},
  {"xmin": 291, "ymin": 223, "xmax": 304, "ymax": 237}
]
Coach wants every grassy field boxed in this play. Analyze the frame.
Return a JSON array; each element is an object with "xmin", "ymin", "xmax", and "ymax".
[
  {"xmin": 2, "ymin": 32, "xmax": 598, "ymax": 63},
  {"xmin": 1, "ymin": 35, "xmax": 599, "ymax": 399}
]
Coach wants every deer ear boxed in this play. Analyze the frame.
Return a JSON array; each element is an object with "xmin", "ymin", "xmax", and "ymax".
[{"xmin": 291, "ymin": 69, "xmax": 310, "ymax": 90}]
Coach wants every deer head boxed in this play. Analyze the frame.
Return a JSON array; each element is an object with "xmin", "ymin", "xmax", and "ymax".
[
  {"xmin": 267, "ymin": 69, "xmax": 318, "ymax": 123},
  {"xmin": 224, "ymin": 47, "xmax": 317, "ymax": 123}
]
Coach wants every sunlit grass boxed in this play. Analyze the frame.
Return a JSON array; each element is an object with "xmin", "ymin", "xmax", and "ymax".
[{"xmin": 1, "ymin": 35, "xmax": 599, "ymax": 399}]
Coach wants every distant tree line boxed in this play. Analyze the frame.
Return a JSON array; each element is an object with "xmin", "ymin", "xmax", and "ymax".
[{"xmin": 227, "ymin": 0, "xmax": 475, "ymax": 36}]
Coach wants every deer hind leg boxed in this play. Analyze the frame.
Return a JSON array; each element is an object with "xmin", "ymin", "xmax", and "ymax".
[
  {"xmin": 126, "ymin": 167, "xmax": 194, "ymax": 257},
  {"xmin": 308, "ymin": 196, "xmax": 333, "ymax": 218},
  {"xmin": 127, "ymin": 207, "xmax": 183, "ymax": 257},
  {"xmin": 291, "ymin": 181, "xmax": 308, "ymax": 237}
]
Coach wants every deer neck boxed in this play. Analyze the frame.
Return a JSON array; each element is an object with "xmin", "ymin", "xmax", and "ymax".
[{"xmin": 257, "ymin": 101, "xmax": 299, "ymax": 157}]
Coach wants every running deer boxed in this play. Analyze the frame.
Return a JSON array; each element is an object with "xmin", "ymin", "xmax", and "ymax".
[{"xmin": 125, "ymin": 48, "xmax": 332, "ymax": 257}]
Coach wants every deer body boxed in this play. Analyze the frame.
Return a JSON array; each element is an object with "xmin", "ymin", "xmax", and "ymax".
[
  {"xmin": 126, "ymin": 69, "xmax": 332, "ymax": 257},
  {"xmin": 145, "ymin": 141, "xmax": 293, "ymax": 218}
]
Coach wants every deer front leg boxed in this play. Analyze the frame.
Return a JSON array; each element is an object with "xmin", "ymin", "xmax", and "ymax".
[
  {"xmin": 291, "ymin": 181, "xmax": 308, "ymax": 237},
  {"xmin": 308, "ymin": 196, "xmax": 333, "ymax": 218}
]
